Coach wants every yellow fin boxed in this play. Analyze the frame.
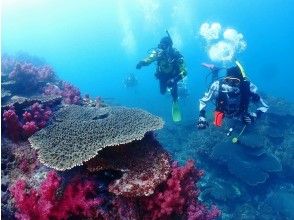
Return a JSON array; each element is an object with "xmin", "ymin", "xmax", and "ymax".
[{"xmin": 172, "ymin": 101, "xmax": 182, "ymax": 122}]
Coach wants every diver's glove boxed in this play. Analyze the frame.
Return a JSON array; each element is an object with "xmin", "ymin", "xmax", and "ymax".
[
  {"xmin": 136, "ymin": 61, "xmax": 145, "ymax": 69},
  {"xmin": 167, "ymin": 78, "xmax": 176, "ymax": 87},
  {"xmin": 242, "ymin": 113, "xmax": 258, "ymax": 124},
  {"xmin": 197, "ymin": 116, "xmax": 209, "ymax": 129},
  {"xmin": 242, "ymin": 114, "xmax": 252, "ymax": 124}
]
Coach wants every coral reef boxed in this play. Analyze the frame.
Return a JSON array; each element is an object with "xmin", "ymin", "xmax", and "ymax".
[
  {"xmin": 201, "ymin": 178, "xmax": 243, "ymax": 203},
  {"xmin": 87, "ymin": 134, "xmax": 171, "ymax": 197},
  {"xmin": 1, "ymin": 88, "xmax": 12, "ymax": 103},
  {"xmin": 29, "ymin": 105, "xmax": 164, "ymax": 171},
  {"xmin": 265, "ymin": 190, "xmax": 294, "ymax": 219},
  {"xmin": 2, "ymin": 54, "xmax": 221, "ymax": 220},
  {"xmin": 43, "ymin": 82, "xmax": 81, "ymax": 105},
  {"xmin": 2, "ymin": 94, "xmax": 62, "ymax": 111},
  {"xmin": 7, "ymin": 62, "xmax": 55, "ymax": 94},
  {"xmin": 61, "ymin": 82, "xmax": 81, "ymax": 104},
  {"xmin": 103, "ymin": 161, "xmax": 220, "ymax": 220},
  {"xmin": 2, "ymin": 103, "xmax": 53, "ymax": 141},
  {"xmin": 9, "ymin": 171, "xmax": 102, "ymax": 220},
  {"xmin": 212, "ymin": 140, "xmax": 282, "ymax": 186},
  {"xmin": 141, "ymin": 160, "xmax": 220, "ymax": 220},
  {"xmin": 23, "ymin": 102, "xmax": 52, "ymax": 129},
  {"xmin": 11, "ymin": 141, "xmax": 40, "ymax": 175},
  {"xmin": 3, "ymin": 107, "xmax": 23, "ymax": 142}
]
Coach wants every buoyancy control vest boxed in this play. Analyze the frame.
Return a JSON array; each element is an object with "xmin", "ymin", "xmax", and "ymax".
[
  {"xmin": 156, "ymin": 48, "xmax": 181, "ymax": 77},
  {"xmin": 216, "ymin": 80, "xmax": 250, "ymax": 116}
]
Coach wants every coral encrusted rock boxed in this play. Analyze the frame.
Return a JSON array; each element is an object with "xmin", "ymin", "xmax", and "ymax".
[
  {"xmin": 28, "ymin": 105, "xmax": 164, "ymax": 171},
  {"xmin": 86, "ymin": 134, "xmax": 171, "ymax": 197}
]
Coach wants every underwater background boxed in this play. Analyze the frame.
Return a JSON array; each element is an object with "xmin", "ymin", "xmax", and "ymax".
[
  {"xmin": 3, "ymin": 0, "xmax": 294, "ymax": 120},
  {"xmin": 2, "ymin": 0, "xmax": 294, "ymax": 219}
]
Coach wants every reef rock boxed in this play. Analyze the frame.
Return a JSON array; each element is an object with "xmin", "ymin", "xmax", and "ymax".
[
  {"xmin": 2, "ymin": 94, "xmax": 62, "ymax": 111},
  {"xmin": 86, "ymin": 134, "xmax": 171, "ymax": 197},
  {"xmin": 212, "ymin": 140, "xmax": 282, "ymax": 186}
]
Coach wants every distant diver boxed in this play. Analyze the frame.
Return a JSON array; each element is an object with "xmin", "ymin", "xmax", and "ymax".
[
  {"xmin": 197, "ymin": 60, "xmax": 269, "ymax": 129},
  {"xmin": 124, "ymin": 73, "xmax": 138, "ymax": 88},
  {"xmin": 136, "ymin": 31, "xmax": 187, "ymax": 122}
]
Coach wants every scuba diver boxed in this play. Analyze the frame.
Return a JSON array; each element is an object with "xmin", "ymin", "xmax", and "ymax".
[
  {"xmin": 124, "ymin": 73, "xmax": 138, "ymax": 88},
  {"xmin": 197, "ymin": 61, "xmax": 269, "ymax": 129},
  {"xmin": 136, "ymin": 31, "xmax": 187, "ymax": 122}
]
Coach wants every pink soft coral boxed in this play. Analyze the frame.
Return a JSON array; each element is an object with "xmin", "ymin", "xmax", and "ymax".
[
  {"xmin": 10, "ymin": 171, "xmax": 102, "ymax": 220},
  {"xmin": 23, "ymin": 102, "xmax": 52, "ymax": 129},
  {"xmin": 43, "ymin": 82, "xmax": 81, "ymax": 105},
  {"xmin": 9, "ymin": 62, "xmax": 54, "ymax": 85},
  {"xmin": 3, "ymin": 107, "xmax": 23, "ymax": 141},
  {"xmin": 22, "ymin": 121, "xmax": 38, "ymax": 137},
  {"xmin": 142, "ymin": 160, "xmax": 220, "ymax": 220},
  {"xmin": 61, "ymin": 82, "xmax": 81, "ymax": 105},
  {"xmin": 22, "ymin": 102, "xmax": 52, "ymax": 138},
  {"xmin": 2, "ymin": 103, "xmax": 52, "ymax": 141}
]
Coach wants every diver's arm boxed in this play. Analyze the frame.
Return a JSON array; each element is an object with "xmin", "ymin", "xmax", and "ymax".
[
  {"xmin": 249, "ymin": 82, "xmax": 269, "ymax": 114},
  {"xmin": 197, "ymin": 81, "xmax": 219, "ymax": 128},
  {"xmin": 177, "ymin": 57, "xmax": 187, "ymax": 80},
  {"xmin": 136, "ymin": 50, "xmax": 158, "ymax": 69},
  {"xmin": 199, "ymin": 81, "xmax": 220, "ymax": 117}
]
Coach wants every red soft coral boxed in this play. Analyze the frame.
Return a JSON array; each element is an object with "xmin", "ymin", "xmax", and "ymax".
[
  {"xmin": 141, "ymin": 160, "xmax": 220, "ymax": 220},
  {"xmin": 10, "ymin": 171, "xmax": 102, "ymax": 220},
  {"xmin": 51, "ymin": 179, "xmax": 102, "ymax": 219}
]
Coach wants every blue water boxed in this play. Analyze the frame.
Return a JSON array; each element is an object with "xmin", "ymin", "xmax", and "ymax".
[{"xmin": 3, "ymin": 0, "xmax": 294, "ymax": 123}]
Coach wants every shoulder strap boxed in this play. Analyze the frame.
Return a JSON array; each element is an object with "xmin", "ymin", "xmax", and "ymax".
[
  {"xmin": 239, "ymin": 80, "xmax": 250, "ymax": 113},
  {"xmin": 216, "ymin": 81, "xmax": 226, "ymax": 112}
]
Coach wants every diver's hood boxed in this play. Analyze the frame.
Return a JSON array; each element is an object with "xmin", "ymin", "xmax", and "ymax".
[
  {"xmin": 226, "ymin": 66, "xmax": 243, "ymax": 80},
  {"xmin": 158, "ymin": 36, "xmax": 173, "ymax": 49}
]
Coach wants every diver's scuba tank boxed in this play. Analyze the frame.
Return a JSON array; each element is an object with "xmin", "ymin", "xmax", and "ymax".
[
  {"xmin": 165, "ymin": 30, "xmax": 173, "ymax": 45},
  {"xmin": 235, "ymin": 60, "xmax": 247, "ymax": 79}
]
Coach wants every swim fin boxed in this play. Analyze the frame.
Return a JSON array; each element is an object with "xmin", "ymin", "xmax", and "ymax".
[{"xmin": 172, "ymin": 101, "xmax": 182, "ymax": 122}]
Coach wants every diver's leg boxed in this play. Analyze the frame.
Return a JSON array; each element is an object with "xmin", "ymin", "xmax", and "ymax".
[
  {"xmin": 159, "ymin": 80, "xmax": 167, "ymax": 95},
  {"xmin": 171, "ymin": 82, "xmax": 178, "ymax": 102}
]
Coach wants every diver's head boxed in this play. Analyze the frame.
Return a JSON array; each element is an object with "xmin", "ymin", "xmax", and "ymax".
[
  {"xmin": 225, "ymin": 65, "xmax": 244, "ymax": 87},
  {"xmin": 158, "ymin": 36, "xmax": 173, "ymax": 50},
  {"xmin": 226, "ymin": 65, "xmax": 243, "ymax": 80}
]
